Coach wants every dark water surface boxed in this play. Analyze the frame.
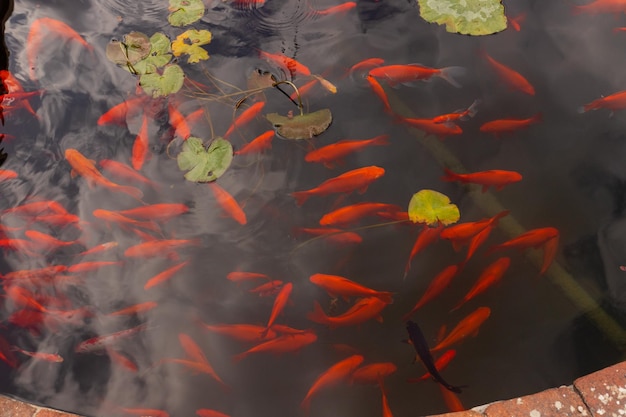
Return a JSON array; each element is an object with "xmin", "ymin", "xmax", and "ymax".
[{"xmin": 1, "ymin": 0, "xmax": 626, "ymax": 416}]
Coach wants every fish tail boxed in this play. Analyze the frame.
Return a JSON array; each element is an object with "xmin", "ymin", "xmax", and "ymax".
[
  {"xmin": 232, "ymin": 352, "xmax": 247, "ymax": 363},
  {"xmin": 117, "ymin": 185, "xmax": 144, "ymax": 201},
  {"xmin": 467, "ymin": 99, "xmax": 481, "ymax": 118},
  {"xmin": 291, "ymin": 191, "xmax": 310, "ymax": 206},
  {"xmin": 372, "ymin": 134, "xmax": 390, "ymax": 146},
  {"xmin": 437, "ymin": 66, "xmax": 466, "ymax": 88},
  {"xmin": 306, "ymin": 300, "xmax": 329, "ymax": 324},
  {"xmin": 377, "ymin": 292, "xmax": 394, "ymax": 304},
  {"xmin": 531, "ymin": 112, "xmax": 543, "ymax": 124},
  {"xmin": 441, "ymin": 168, "xmax": 460, "ymax": 182},
  {"xmin": 578, "ymin": 102, "xmax": 597, "ymax": 113}
]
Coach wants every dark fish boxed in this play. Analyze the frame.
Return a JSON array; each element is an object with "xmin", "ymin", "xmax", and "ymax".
[{"xmin": 405, "ymin": 320, "xmax": 463, "ymax": 394}]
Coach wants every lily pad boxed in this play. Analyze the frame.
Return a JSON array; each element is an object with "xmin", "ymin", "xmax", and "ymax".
[
  {"xmin": 169, "ymin": 0, "xmax": 205, "ymax": 26},
  {"xmin": 417, "ymin": 0, "xmax": 506, "ymax": 36},
  {"xmin": 133, "ymin": 33, "xmax": 173, "ymax": 75},
  {"xmin": 266, "ymin": 108, "xmax": 332, "ymax": 140},
  {"xmin": 172, "ymin": 29, "xmax": 212, "ymax": 64},
  {"xmin": 139, "ymin": 64, "xmax": 184, "ymax": 97},
  {"xmin": 408, "ymin": 189, "xmax": 460, "ymax": 226},
  {"xmin": 106, "ymin": 32, "xmax": 151, "ymax": 69},
  {"xmin": 247, "ymin": 69, "xmax": 277, "ymax": 90},
  {"xmin": 177, "ymin": 137, "xmax": 234, "ymax": 182}
]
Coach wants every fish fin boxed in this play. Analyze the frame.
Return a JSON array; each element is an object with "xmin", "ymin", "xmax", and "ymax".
[
  {"xmin": 375, "ymin": 315, "xmax": 383, "ymax": 323},
  {"xmin": 441, "ymin": 168, "xmax": 458, "ymax": 182},
  {"xmin": 577, "ymin": 106, "xmax": 587, "ymax": 114},
  {"xmin": 467, "ymin": 99, "xmax": 481, "ymax": 118},
  {"xmin": 377, "ymin": 292, "xmax": 394, "ymax": 304},
  {"xmin": 531, "ymin": 112, "xmax": 543, "ymax": 124},
  {"xmin": 437, "ymin": 66, "xmax": 466, "ymax": 88},
  {"xmin": 290, "ymin": 191, "xmax": 309, "ymax": 206},
  {"xmin": 306, "ymin": 300, "xmax": 329, "ymax": 324},
  {"xmin": 70, "ymin": 169, "xmax": 77, "ymax": 179},
  {"xmin": 451, "ymin": 240, "xmax": 465, "ymax": 252},
  {"xmin": 357, "ymin": 184, "xmax": 369, "ymax": 194},
  {"xmin": 322, "ymin": 161, "xmax": 335, "ymax": 169}
]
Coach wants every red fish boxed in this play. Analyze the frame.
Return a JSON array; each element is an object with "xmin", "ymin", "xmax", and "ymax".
[
  {"xmin": 33, "ymin": 213, "xmax": 82, "ymax": 229},
  {"xmin": 351, "ymin": 362, "xmax": 397, "ymax": 384},
  {"xmin": 294, "ymin": 227, "xmax": 363, "ymax": 245},
  {"xmin": 366, "ymin": 75, "xmax": 392, "ymax": 113},
  {"xmin": 479, "ymin": 113, "xmax": 542, "ymax": 136},
  {"xmin": 144, "ymin": 261, "xmax": 189, "ymax": 289},
  {"xmin": 462, "ymin": 224, "xmax": 493, "ymax": 264},
  {"xmin": 407, "ymin": 350, "xmax": 457, "ymax": 382},
  {"xmin": 442, "ymin": 168, "xmax": 522, "ymax": 192},
  {"xmin": 201, "ymin": 323, "xmax": 277, "ymax": 343},
  {"xmin": 572, "ymin": 0, "xmax": 626, "ymax": 15},
  {"xmin": 309, "ymin": 273, "xmax": 393, "ymax": 303},
  {"xmin": 431, "ymin": 307, "xmax": 491, "ymax": 352},
  {"xmin": 118, "ymin": 408, "xmax": 169, "ymax": 417},
  {"xmin": 381, "ymin": 379, "xmax": 394, "ymax": 417},
  {"xmin": 307, "ymin": 297, "xmax": 388, "ymax": 328},
  {"xmin": 507, "ymin": 12, "xmax": 527, "ymax": 31},
  {"xmin": 99, "ymin": 159, "xmax": 160, "ymax": 190},
  {"xmin": 0, "ymin": 169, "xmax": 17, "ymax": 181},
  {"xmin": 107, "ymin": 301, "xmax": 158, "ymax": 316},
  {"xmin": 4, "ymin": 199, "xmax": 68, "ymax": 216},
  {"xmin": 480, "ymin": 51, "xmax": 535, "ymax": 95},
  {"xmin": 97, "ymin": 96, "xmax": 147, "ymax": 126},
  {"xmin": 291, "ymin": 166, "xmax": 385, "ymax": 206},
  {"xmin": 196, "ymin": 410, "xmax": 231, "ymax": 417},
  {"xmin": 106, "ymin": 348, "xmax": 138, "ymax": 372},
  {"xmin": 118, "ymin": 204, "xmax": 190, "ymax": 222},
  {"xmin": 263, "ymin": 282, "xmax": 293, "ymax": 334},
  {"xmin": 12, "ymin": 347, "xmax": 63, "ymax": 363},
  {"xmin": 305, "ymin": 134, "xmax": 390, "ymax": 168},
  {"xmin": 489, "ymin": 227, "xmax": 559, "ymax": 274},
  {"xmin": 179, "ymin": 333, "xmax": 208, "ymax": 363},
  {"xmin": 168, "ymin": 103, "xmax": 191, "ymax": 140},
  {"xmin": 79, "ymin": 241, "xmax": 119, "ymax": 257},
  {"xmin": 578, "ymin": 90, "xmax": 626, "ymax": 114},
  {"xmin": 226, "ymin": 271, "xmax": 271, "ymax": 283},
  {"xmin": 319, "ymin": 202, "xmax": 403, "ymax": 226},
  {"xmin": 452, "ymin": 257, "xmax": 510, "ymax": 311},
  {"xmin": 233, "ymin": 331, "xmax": 317, "ymax": 361},
  {"xmin": 368, "ymin": 64, "xmax": 465, "ymax": 88},
  {"xmin": 224, "ymin": 101, "xmax": 266, "ymax": 138},
  {"xmin": 347, "ymin": 58, "xmax": 385, "ymax": 78},
  {"xmin": 234, "ymin": 130, "xmax": 274, "ymax": 155},
  {"xmin": 124, "ymin": 239, "xmax": 201, "ymax": 258},
  {"xmin": 132, "ymin": 115, "xmax": 150, "ymax": 170},
  {"xmin": 160, "ymin": 358, "xmax": 228, "ymax": 388},
  {"xmin": 68, "ymin": 261, "xmax": 122, "ymax": 273},
  {"xmin": 258, "ymin": 50, "xmax": 311, "ymax": 78},
  {"xmin": 75, "ymin": 323, "xmax": 147, "ymax": 353},
  {"xmin": 403, "ymin": 264, "xmax": 460, "ymax": 320},
  {"xmin": 24, "ymin": 230, "xmax": 76, "ymax": 251},
  {"xmin": 439, "ymin": 384, "xmax": 465, "ymax": 412},
  {"xmin": 397, "ymin": 116, "xmax": 463, "ymax": 139},
  {"xmin": 249, "ymin": 280, "xmax": 283, "ymax": 296},
  {"xmin": 404, "ymin": 224, "xmax": 444, "ymax": 279},
  {"xmin": 440, "ymin": 211, "xmax": 509, "ymax": 249},
  {"xmin": 93, "ymin": 209, "xmax": 160, "ymax": 232},
  {"xmin": 312, "ymin": 2, "xmax": 357, "ymax": 15},
  {"xmin": 432, "ymin": 99, "xmax": 481, "ymax": 124},
  {"xmin": 301, "ymin": 354, "xmax": 364, "ymax": 411},
  {"xmin": 208, "ymin": 183, "xmax": 247, "ymax": 225},
  {"xmin": 65, "ymin": 149, "xmax": 143, "ymax": 200}
]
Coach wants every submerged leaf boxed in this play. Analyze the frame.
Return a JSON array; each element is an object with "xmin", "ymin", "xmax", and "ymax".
[
  {"xmin": 266, "ymin": 108, "xmax": 332, "ymax": 140},
  {"xmin": 408, "ymin": 189, "xmax": 460, "ymax": 226},
  {"xmin": 417, "ymin": 0, "xmax": 506, "ymax": 36},
  {"xmin": 106, "ymin": 32, "xmax": 151, "ymax": 69},
  {"xmin": 133, "ymin": 32, "xmax": 173, "ymax": 75},
  {"xmin": 247, "ymin": 69, "xmax": 277, "ymax": 90},
  {"xmin": 168, "ymin": 0, "xmax": 205, "ymax": 26},
  {"xmin": 172, "ymin": 29, "xmax": 212, "ymax": 64},
  {"xmin": 177, "ymin": 137, "xmax": 233, "ymax": 182},
  {"xmin": 140, "ymin": 64, "xmax": 184, "ymax": 97}
]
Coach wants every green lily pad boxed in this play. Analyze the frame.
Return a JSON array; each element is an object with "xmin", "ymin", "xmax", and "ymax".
[
  {"xmin": 417, "ymin": 0, "xmax": 506, "ymax": 36},
  {"xmin": 168, "ymin": 0, "xmax": 205, "ymax": 27},
  {"xmin": 266, "ymin": 108, "xmax": 332, "ymax": 140},
  {"xmin": 106, "ymin": 32, "xmax": 151, "ymax": 70},
  {"xmin": 408, "ymin": 189, "xmax": 460, "ymax": 226},
  {"xmin": 177, "ymin": 137, "xmax": 233, "ymax": 182},
  {"xmin": 172, "ymin": 29, "xmax": 212, "ymax": 64},
  {"xmin": 133, "ymin": 33, "xmax": 173, "ymax": 75},
  {"xmin": 139, "ymin": 64, "xmax": 184, "ymax": 97}
]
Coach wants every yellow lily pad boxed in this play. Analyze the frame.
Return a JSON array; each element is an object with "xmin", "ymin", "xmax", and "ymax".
[
  {"xmin": 408, "ymin": 189, "xmax": 460, "ymax": 226},
  {"xmin": 172, "ymin": 29, "xmax": 212, "ymax": 64},
  {"xmin": 418, "ymin": 0, "xmax": 506, "ymax": 36}
]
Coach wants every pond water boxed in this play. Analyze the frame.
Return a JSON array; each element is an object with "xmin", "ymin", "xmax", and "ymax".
[{"xmin": 1, "ymin": 0, "xmax": 625, "ymax": 416}]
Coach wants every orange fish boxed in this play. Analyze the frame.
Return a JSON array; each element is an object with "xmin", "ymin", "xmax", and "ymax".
[
  {"xmin": 397, "ymin": 116, "xmax": 463, "ymax": 139},
  {"xmin": 201, "ymin": 323, "xmax": 277, "ymax": 343},
  {"xmin": 431, "ymin": 307, "xmax": 491, "ymax": 352},
  {"xmin": 442, "ymin": 168, "xmax": 522, "ymax": 192},
  {"xmin": 208, "ymin": 182, "xmax": 247, "ymax": 225},
  {"xmin": 124, "ymin": 239, "xmax": 201, "ymax": 258},
  {"xmin": 263, "ymin": 282, "xmax": 293, "ymax": 334},
  {"xmin": 432, "ymin": 99, "xmax": 481, "ymax": 124},
  {"xmin": 118, "ymin": 408, "xmax": 169, "ymax": 417},
  {"xmin": 65, "ymin": 149, "xmax": 143, "ymax": 200},
  {"xmin": 168, "ymin": 103, "xmax": 191, "ymax": 140},
  {"xmin": 480, "ymin": 50, "xmax": 535, "ymax": 95},
  {"xmin": 319, "ymin": 202, "xmax": 403, "ymax": 226},
  {"xmin": 440, "ymin": 210, "xmax": 509, "ymax": 249},
  {"xmin": 68, "ymin": 261, "xmax": 122, "ymax": 273},
  {"xmin": 307, "ymin": 297, "xmax": 388, "ymax": 328},
  {"xmin": 234, "ymin": 130, "xmax": 274, "ymax": 155},
  {"xmin": 132, "ymin": 115, "xmax": 150, "ymax": 170},
  {"xmin": 489, "ymin": 227, "xmax": 559, "ymax": 274},
  {"xmin": 452, "ymin": 257, "xmax": 510, "ymax": 311},
  {"xmin": 4, "ymin": 199, "xmax": 68, "ymax": 216},
  {"xmin": 224, "ymin": 101, "xmax": 266, "ymax": 138},
  {"xmin": 144, "ymin": 261, "xmax": 189, "ymax": 289},
  {"xmin": 249, "ymin": 280, "xmax": 283, "ymax": 296},
  {"xmin": 106, "ymin": 347, "xmax": 138, "ymax": 372},
  {"xmin": 403, "ymin": 264, "xmax": 460, "ymax": 320},
  {"xmin": 461, "ymin": 224, "xmax": 493, "ymax": 264},
  {"xmin": 179, "ymin": 333, "xmax": 208, "ymax": 363},
  {"xmin": 572, "ymin": 0, "xmax": 626, "ymax": 14},
  {"xmin": 75, "ymin": 323, "xmax": 147, "ymax": 353},
  {"xmin": 291, "ymin": 166, "xmax": 385, "ymax": 206},
  {"xmin": 93, "ymin": 209, "xmax": 160, "ymax": 232},
  {"xmin": 309, "ymin": 273, "xmax": 393, "ymax": 303},
  {"xmin": 12, "ymin": 346, "xmax": 63, "ymax": 363},
  {"xmin": 381, "ymin": 379, "xmax": 394, "ymax": 417},
  {"xmin": 233, "ymin": 331, "xmax": 317, "ymax": 361},
  {"xmin": 366, "ymin": 75, "xmax": 392, "ymax": 113},
  {"xmin": 99, "ymin": 159, "xmax": 160, "ymax": 190},
  {"xmin": 24, "ymin": 230, "xmax": 76, "ymax": 251},
  {"xmin": 196, "ymin": 410, "xmax": 231, "ymax": 417},
  {"xmin": 480, "ymin": 113, "xmax": 542, "ymax": 136},
  {"xmin": 34, "ymin": 213, "xmax": 82, "ymax": 229},
  {"xmin": 368, "ymin": 64, "xmax": 465, "ymax": 88},
  {"xmin": 118, "ymin": 203, "xmax": 190, "ymax": 222},
  {"xmin": 160, "ymin": 358, "xmax": 228, "ymax": 389},
  {"xmin": 107, "ymin": 301, "xmax": 158, "ymax": 317},
  {"xmin": 0, "ymin": 238, "xmax": 38, "ymax": 256},
  {"xmin": 97, "ymin": 96, "xmax": 147, "ymax": 126},
  {"xmin": 404, "ymin": 224, "xmax": 444, "ymax": 279},
  {"xmin": 290, "ymin": 79, "xmax": 318, "ymax": 101},
  {"xmin": 408, "ymin": 350, "xmax": 457, "ymax": 382},
  {"xmin": 301, "ymin": 354, "xmax": 364, "ymax": 411},
  {"xmin": 0, "ymin": 169, "xmax": 17, "ymax": 181},
  {"xmin": 438, "ymin": 384, "xmax": 466, "ymax": 412},
  {"xmin": 507, "ymin": 12, "xmax": 527, "ymax": 31},
  {"xmin": 79, "ymin": 241, "xmax": 119, "ymax": 257},
  {"xmin": 294, "ymin": 227, "xmax": 363, "ymax": 245},
  {"xmin": 226, "ymin": 271, "xmax": 271, "ymax": 283},
  {"xmin": 312, "ymin": 2, "xmax": 357, "ymax": 15},
  {"xmin": 258, "ymin": 50, "xmax": 311, "ymax": 78},
  {"xmin": 347, "ymin": 58, "xmax": 385, "ymax": 78},
  {"xmin": 27, "ymin": 17, "xmax": 93, "ymax": 80},
  {"xmin": 305, "ymin": 134, "xmax": 390, "ymax": 168},
  {"xmin": 351, "ymin": 362, "xmax": 397, "ymax": 384},
  {"xmin": 578, "ymin": 90, "xmax": 626, "ymax": 114}
]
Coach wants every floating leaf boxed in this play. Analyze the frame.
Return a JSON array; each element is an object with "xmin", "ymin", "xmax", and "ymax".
[
  {"xmin": 417, "ymin": 0, "xmax": 506, "ymax": 36},
  {"xmin": 106, "ymin": 32, "xmax": 151, "ymax": 70},
  {"xmin": 247, "ymin": 69, "xmax": 277, "ymax": 90},
  {"xmin": 139, "ymin": 64, "xmax": 184, "ymax": 97},
  {"xmin": 168, "ymin": 0, "xmax": 205, "ymax": 26},
  {"xmin": 133, "ymin": 33, "xmax": 173, "ymax": 75},
  {"xmin": 408, "ymin": 189, "xmax": 460, "ymax": 226},
  {"xmin": 172, "ymin": 29, "xmax": 212, "ymax": 64},
  {"xmin": 177, "ymin": 137, "xmax": 233, "ymax": 182},
  {"xmin": 266, "ymin": 108, "xmax": 332, "ymax": 140}
]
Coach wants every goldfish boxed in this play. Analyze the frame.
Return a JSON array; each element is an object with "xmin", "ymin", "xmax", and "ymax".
[
  {"xmin": 117, "ymin": 408, "xmax": 169, "ymax": 417},
  {"xmin": 132, "ymin": 115, "xmax": 150, "ymax": 170},
  {"xmin": 480, "ymin": 50, "xmax": 535, "ymax": 95},
  {"xmin": 294, "ymin": 227, "xmax": 363, "ymax": 245},
  {"xmin": 368, "ymin": 64, "xmax": 465, "ymax": 88},
  {"xmin": 432, "ymin": 99, "xmax": 481, "ymax": 124},
  {"xmin": 99, "ymin": 159, "xmax": 160, "ymax": 190},
  {"xmin": 65, "ymin": 149, "xmax": 144, "ymax": 200},
  {"xmin": 168, "ymin": 103, "xmax": 191, "ymax": 140},
  {"xmin": 319, "ymin": 202, "xmax": 403, "ymax": 226},
  {"xmin": 309, "ymin": 273, "xmax": 393, "ymax": 303},
  {"xmin": 291, "ymin": 166, "xmax": 385, "ymax": 206},
  {"xmin": 179, "ymin": 333, "xmax": 209, "ymax": 363},
  {"xmin": 407, "ymin": 350, "xmax": 457, "ymax": 382},
  {"xmin": 442, "ymin": 168, "xmax": 522, "ymax": 192},
  {"xmin": 405, "ymin": 321, "xmax": 462, "ymax": 393},
  {"xmin": 34, "ymin": 213, "xmax": 82, "ymax": 229},
  {"xmin": 249, "ymin": 280, "xmax": 283, "ymax": 296},
  {"xmin": 118, "ymin": 204, "xmax": 190, "ymax": 222},
  {"xmin": 234, "ymin": 130, "xmax": 274, "ymax": 155},
  {"xmin": 572, "ymin": 0, "xmax": 626, "ymax": 15},
  {"xmin": 144, "ymin": 261, "xmax": 189, "ymax": 289},
  {"xmin": 507, "ymin": 12, "xmax": 527, "ymax": 31},
  {"xmin": 489, "ymin": 227, "xmax": 559, "ymax": 274},
  {"xmin": 208, "ymin": 183, "xmax": 247, "ymax": 225},
  {"xmin": 462, "ymin": 225, "xmax": 493, "ymax": 264},
  {"xmin": 233, "ymin": 331, "xmax": 317, "ymax": 361},
  {"xmin": 403, "ymin": 265, "xmax": 460, "ymax": 320},
  {"xmin": 5, "ymin": 286, "xmax": 46, "ymax": 311},
  {"xmin": 397, "ymin": 116, "xmax": 463, "ymax": 139},
  {"xmin": 312, "ymin": 2, "xmax": 357, "ymax": 15},
  {"xmin": 440, "ymin": 211, "xmax": 509, "ymax": 249},
  {"xmin": 107, "ymin": 301, "xmax": 158, "ymax": 317},
  {"xmin": 351, "ymin": 362, "xmax": 397, "ymax": 384},
  {"xmin": 258, "ymin": 50, "xmax": 311, "ymax": 78},
  {"xmin": 224, "ymin": 101, "xmax": 266, "ymax": 138},
  {"xmin": 263, "ymin": 282, "xmax": 293, "ymax": 335},
  {"xmin": 305, "ymin": 134, "xmax": 390, "ymax": 168},
  {"xmin": 452, "ymin": 257, "xmax": 511, "ymax": 311},
  {"xmin": 93, "ymin": 209, "xmax": 160, "ymax": 232},
  {"xmin": 541, "ymin": 236, "xmax": 559, "ymax": 275},
  {"xmin": 0, "ymin": 169, "xmax": 17, "ymax": 181},
  {"xmin": 68, "ymin": 261, "xmax": 123, "ymax": 273},
  {"xmin": 196, "ymin": 410, "xmax": 231, "ymax": 417},
  {"xmin": 381, "ymin": 380, "xmax": 394, "ymax": 417},
  {"xmin": 0, "ymin": 239, "xmax": 38, "ymax": 256},
  {"xmin": 431, "ymin": 307, "xmax": 491, "ymax": 352},
  {"xmin": 291, "ymin": 79, "xmax": 319, "ymax": 101},
  {"xmin": 366, "ymin": 75, "xmax": 392, "ymax": 113},
  {"xmin": 479, "ymin": 113, "xmax": 542, "ymax": 136},
  {"xmin": 347, "ymin": 58, "xmax": 385, "ymax": 78},
  {"xmin": 404, "ymin": 224, "xmax": 444, "ymax": 279},
  {"xmin": 226, "ymin": 271, "xmax": 271, "ymax": 283},
  {"xmin": 2, "ymin": 265, "xmax": 67, "ymax": 281},
  {"xmin": 4, "ymin": 199, "xmax": 67, "ymax": 216},
  {"xmin": 106, "ymin": 347, "xmax": 138, "ymax": 372},
  {"xmin": 12, "ymin": 347, "xmax": 63, "ymax": 363},
  {"xmin": 27, "ymin": 17, "xmax": 93, "ymax": 80},
  {"xmin": 97, "ymin": 96, "xmax": 147, "ymax": 126},
  {"xmin": 160, "ymin": 358, "xmax": 228, "ymax": 389},
  {"xmin": 24, "ymin": 230, "xmax": 76, "ymax": 251},
  {"xmin": 75, "ymin": 323, "xmax": 148, "ymax": 353},
  {"xmin": 307, "ymin": 297, "xmax": 388, "ymax": 328},
  {"xmin": 201, "ymin": 323, "xmax": 277, "ymax": 343},
  {"xmin": 578, "ymin": 90, "xmax": 626, "ymax": 114},
  {"xmin": 301, "ymin": 354, "xmax": 364, "ymax": 411},
  {"xmin": 125, "ymin": 239, "xmax": 200, "ymax": 258}
]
